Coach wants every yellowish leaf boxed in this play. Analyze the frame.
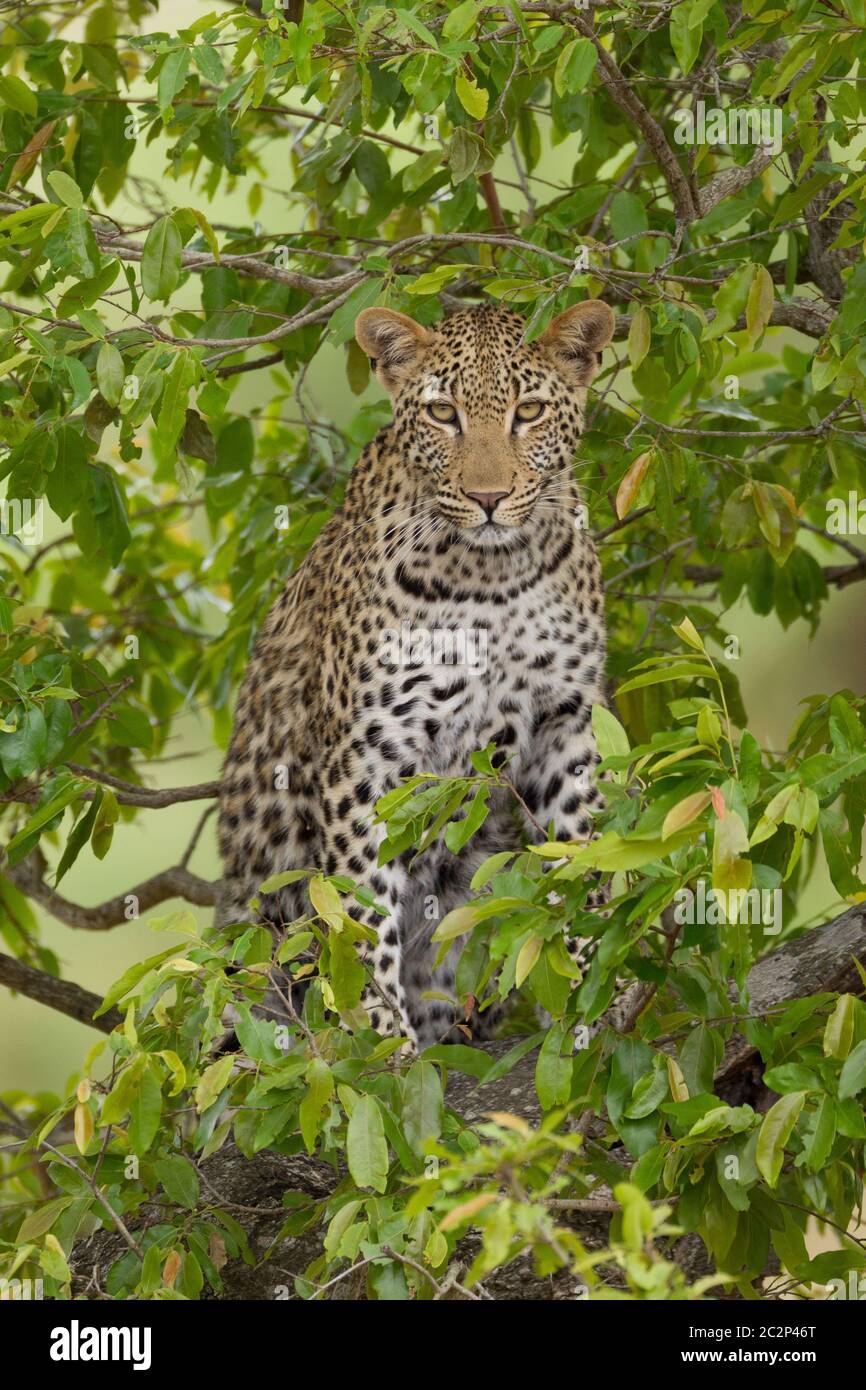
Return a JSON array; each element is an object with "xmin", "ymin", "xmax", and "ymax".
[
  {"xmin": 662, "ymin": 790, "xmax": 712, "ymax": 840},
  {"xmin": 73, "ymin": 1102, "xmax": 93, "ymax": 1154},
  {"xmin": 483, "ymin": 1110, "xmax": 532, "ymax": 1134},
  {"xmin": 615, "ymin": 450, "xmax": 654, "ymax": 519},
  {"xmin": 515, "ymin": 934, "xmax": 543, "ymax": 987},
  {"xmin": 672, "ymin": 615, "xmax": 705, "ymax": 652},
  {"xmin": 746, "ymin": 264, "xmax": 774, "ymax": 343},
  {"xmin": 666, "ymin": 1055, "xmax": 689, "ymax": 1102},
  {"xmin": 439, "ymin": 1193, "xmax": 497, "ymax": 1231},
  {"xmin": 628, "ymin": 307, "xmax": 651, "ymax": 369}
]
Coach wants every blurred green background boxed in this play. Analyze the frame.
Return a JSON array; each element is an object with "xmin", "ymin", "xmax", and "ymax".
[{"xmin": 2, "ymin": 0, "xmax": 864, "ymax": 1096}]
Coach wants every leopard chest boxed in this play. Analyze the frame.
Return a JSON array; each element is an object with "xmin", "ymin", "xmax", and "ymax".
[{"xmin": 353, "ymin": 569, "xmax": 605, "ymax": 780}]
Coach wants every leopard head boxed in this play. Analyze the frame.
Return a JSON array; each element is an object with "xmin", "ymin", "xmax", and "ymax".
[{"xmin": 355, "ymin": 300, "xmax": 615, "ymax": 547}]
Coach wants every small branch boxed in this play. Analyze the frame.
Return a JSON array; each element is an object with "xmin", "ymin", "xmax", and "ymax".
[
  {"xmin": 546, "ymin": 1195, "xmax": 674, "ymax": 1213},
  {"xmin": 478, "ymin": 171, "xmax": 507, "ymax": 233},
  {"xmin": 70, "ymin": 677, "xmax": 133, "ymax": 737},
  {"xmin": 2, "ymin": 770, "xmax": 219, "ymax": 809},
  {"xmin": 66, "ymin": 766, "xmax": 220, "ymax": 809},
  {"xmin": 40, "ymin": 1140, "xmax": 142, "ymax": 1255},
  {"xmin": 683, "ymin": 552, "xmax": 866, "ymax": 591}
]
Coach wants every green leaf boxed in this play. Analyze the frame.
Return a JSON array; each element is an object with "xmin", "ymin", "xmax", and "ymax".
[
  {"xmin": 0, "ymin": 74, "xmax": 38, "ymax": 117},
  {"xmin": 592, "ymin": 703, "xmax": 630, "ymax": 765},
  {"xmin": 756, "ymin": 1092, "xmax": 805, "ymax": 1187},
  {"xmin": 154, "ymin": 350, "xmax": 197, "ymax": 466},
  {"xmin": 329, "ymin": 930, "xmax": 366, "ymax": 1011},
  {"xmin": 328, "ymin": 278, "xmax": 385, "ymax": 345},
  {"xmin": 401, "ymin": 149, "xmax": 443, "ymax": 194},
  {"xmin": 0, "ymin": 706, "xmax": 48, "ymax": 779},
  {"xmin": 195, "ymin": 1055, "xmax": 234, "ymax": 1113},
  {"xmin": 299, "ymin": 1057, "xmax": 334, "ymax": 1153},
  {"xmin": 679, "ymin": 1024, "xmax": 718, "ymax": 1096},
  {"xmin": 449, "ymin": 126, "xmax": 480, "ymax": 185},
  {"xmin": 838, "ymin": 1039, "xmax": 866, "ymax": 1099},
  {"xmin": 670, "ymin": 3, "xmax": 702, "ymax": 75},
  {"xmin": 823, "ymin": 994, "xmax": 855, "ymax": 1060},
  {"xmin": 405, "ymin": 263, "xmax": 471, "ymax": 297},
  {"xmin": 624, "ymin": 1061, "xmax": 669, "ymax": 1119},
  {"xmin": 96, "ymin": 342, "xmax": 124, "ymax": 407},
  {"xmin": 402, "ymin": 1060, "xmax": 444, "ymax": 1156},
  {"xmin": 442, "ymin": 0, "xmax": 479, "ymax": 38},
  {"xmin": 535, "ymin": 1020, "xmax": 571, "ymax": 1109},
  {"xmin": 628, "ymin": 307, "xmax": 651, "ymax": 370},
  {"xmin": 616, "ymin": 662, "xmax": 715, "ymax": 695},
  {"xmin": 455, "ymin": 70, "xmax": 488, "ymax": 119},
  {"xmin": 746, "ymin": 264, "xmax": 774, "ymax": 343},
  {"xmin": 128, "ymin": 1062, "xmax": 163, "ymax": 1155},
  {"xmin": 705, "ymin": 263, "xmax": 755, "ymax": 341},
  {"xmin": 53, "ymin": 208, "xmax": 100, "ymax": 278},
  {"xmin": 47, "ymin": 170, "xmax": 84, "ymax": 208},
  {"xmin": 444, "ymin": 783, "xmax": 489, "ymax": 851},
  {"xmin": 91, "ymin": 784, "xmax": 117, "ymax": 859},
  {"xmin": 420, "ymin": 1044, "xmax": 492, "ymax": 1078},
  {"xmin": 141, "ymin": 216, "xmax": 183, "ymax": 302},
  {"xmin": 46, "ymin": 426, "xmax": 88, "ymax": 521},
  {"xmin": 346, "ymin": 1094, "xmax": 389, "ymax": 1193},
  {"xmin": 158, "ymin": 48, "xmax": 191, "ymax": 115},
  {"xmin": 802, "ymin": 1096, "xmax": 835, "ymax": 1172},
  {"xmin": 4, "ymin": 775, "xmax": 85, "ymax": 859},
  {"xmin": 154, "ymin": 1154, "xmax": 200, "ymax": 1209},
  {"xmin": 554, "ymin": 38, "xmax": 598, "ymax": 96},
  {"xmin": 96, "ymin": 947, "xmax": 179, "ymax": 1016},
  {"xmin": 17, "ymin": 1196, "xmax": 74, "ymax": 1244}
]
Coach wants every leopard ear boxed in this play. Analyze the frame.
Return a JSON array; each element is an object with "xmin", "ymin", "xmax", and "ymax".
[
  {"xmin": 355, "ymin": 308, "xmax": 430, "ymax": 390},
  {"xmin": 540, "ymin": 300, "xmax": 616, "ymax": 381}
]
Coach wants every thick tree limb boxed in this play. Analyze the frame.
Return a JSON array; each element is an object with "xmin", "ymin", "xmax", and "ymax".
[
  {"xmin": 789, "ymin": 98, "xmax": 860, "ymax": 304},
  {"xmin": 716, "ymin": 903, "xmax": 866, "ymax": 1099},
  {"xmin": 698, "ymin": 144, "xmax": 779, "ymax": 218},
  {"xmin": 0, "ymin": 952, "xmax": 121, "ymax": 1032}
]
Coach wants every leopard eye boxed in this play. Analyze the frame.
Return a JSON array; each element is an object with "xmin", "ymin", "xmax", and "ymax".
[
  {"xmin": 427, "ymin": 401, "xmax": 458, "ymax": 425},
  {"xmin": 514, "ymin": 400, "xmax": 545, "ymax": 424}
]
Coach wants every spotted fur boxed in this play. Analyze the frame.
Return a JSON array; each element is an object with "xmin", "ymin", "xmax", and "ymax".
[{"xmin": 216, "ymin": 301, "xmax": 616, "ymax": 1049}]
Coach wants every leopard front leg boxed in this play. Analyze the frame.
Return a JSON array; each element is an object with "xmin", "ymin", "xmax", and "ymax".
[
  {"xmin": 319, "ymin": 799, "xmax": 418, "ymax": 1046},
  {"xmin": 518, "ymin": 701, "xmax": 604, "ymax": 846},
  {"xmin": 517, "ymin": 702, "xmax": 608, "ymax": 969}
]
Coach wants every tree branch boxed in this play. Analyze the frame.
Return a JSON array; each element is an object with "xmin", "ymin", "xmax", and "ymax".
[
  {"xmin": 570, "ymin": 14, "xmax": 698, "ymax": 222},
  {"xmin": 0, "ymin": 952, "xmax": 121, "ymax": 1032},
  {"xmin": 1, "ymin": 772, "xmax": 219, "ymax": 809},
  {"xmin": 698, "ymin": 144, "xmax": 779, "ymax": 218},
  {"xmin": 684, "ymin": 551, "xmax": 866, "ymax": 590},
  {"xmin": 4, "ymin": 851, "xmax": 218, "ymax": 931}
]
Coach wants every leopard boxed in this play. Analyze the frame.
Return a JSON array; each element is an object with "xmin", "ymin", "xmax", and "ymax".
[{"xmin": 215, "ymin": 298, "xmax": 617, "ymax": 1050}]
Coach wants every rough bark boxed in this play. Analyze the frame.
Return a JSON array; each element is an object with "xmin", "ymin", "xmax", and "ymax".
[
  {"xmin": 0, "ymin": 953, "xmax": 122, "ymax": 1032},
  {"xmin": 68, "ymin": 904, "xmax": 866, "ymax": 1300}
]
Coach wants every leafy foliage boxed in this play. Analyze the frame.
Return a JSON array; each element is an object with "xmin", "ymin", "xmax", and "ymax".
[{"xmin": 1, "ymin": 0, "xmax": 865, "ymax": 1301}]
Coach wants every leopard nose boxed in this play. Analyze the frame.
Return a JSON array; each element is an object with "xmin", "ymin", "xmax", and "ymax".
[{"xmin": 464, "ymin": 489, "xmax": 511, "ymax": 519}]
